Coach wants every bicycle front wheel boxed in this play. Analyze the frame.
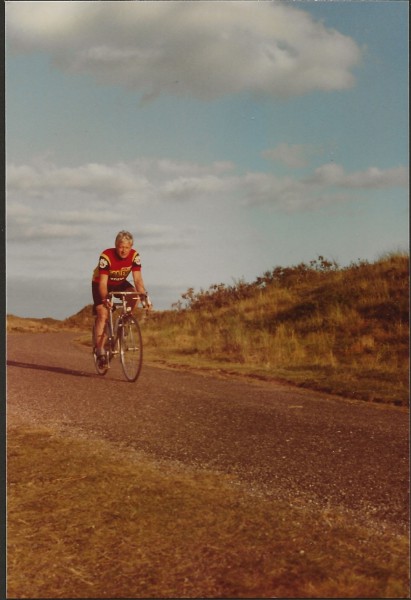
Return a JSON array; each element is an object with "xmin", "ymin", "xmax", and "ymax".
[{"xmin": 119, "ymin": 315, "xmax": 143, "ymax": 382}]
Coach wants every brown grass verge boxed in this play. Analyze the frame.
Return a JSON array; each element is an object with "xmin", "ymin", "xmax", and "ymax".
[{"xmin": 7, "ymin": 424, "xmax": 409, "ymax": 599}]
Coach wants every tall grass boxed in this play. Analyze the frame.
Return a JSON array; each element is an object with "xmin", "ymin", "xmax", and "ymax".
[{"xmin": 142, "ymin": 253, "xmax": 409, "ymax": 405}]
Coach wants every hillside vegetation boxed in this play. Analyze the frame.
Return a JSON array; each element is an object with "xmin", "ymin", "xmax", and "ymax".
[
  {"xmin": 7, "ymin": 253, "xmax": 409, "ymax": 406},
  {"xmin": 142, "ymin": 253, "xmax": 409, "ymax": 406},
  {"xmin": 6, "ymin": 315, "xmax": 63, "ymax": 333}
]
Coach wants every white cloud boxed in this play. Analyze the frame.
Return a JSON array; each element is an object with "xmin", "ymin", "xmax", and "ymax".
[
  {"xmin": 6, "ymin": 1, "xmax": 361, "ymax": 101},
  {"xmin": 7, "ymin": 159, "xmax": 240, "ymax": 209},
  {"xmin": 131, "ymin": 223, "xmax": 196, "ymax": 250},
  {"xmin": 343, "ymin": 166, "xmax": 409, "ymax": 189},
  {"xmin": 8, "ymin": 222, "xmax": 88, "ymax": 241},
  {"xmin": 160, "ymin": 174, "xmax": 235, "ymax": 203},
  {"xmin": 57, "ymin": 210, "xmax": 125, "ymax": 225},
  {"xmin": 6, "ymin": 202, "xmax": 34, "ymax": 221},
  {"xmin": 7, "ymin": 159, "xmax": 409, "ymax": 221},
  {"xmin": 7, "ymin": 162, "xmax": 154, "ymax": 200},
  {"xmin": 306, "ymin": 164, "xmax": 409, "ymax": 189},
  {"xmin": 241, "ymin": 172, "xmax": 308, "ymax": 211},
  {"xmin": 239, "ymin": 164, "xmax": 409, "ymax": 211},
  {"xmin": 262, "ymin": 143, "xmax": 317, "ymax": 168},
  {"xmin": 157, "ymin": 159, "xmax": 235, "ymax": 176}
]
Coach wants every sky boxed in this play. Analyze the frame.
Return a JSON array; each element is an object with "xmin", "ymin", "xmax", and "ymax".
[{"xmin": 5, "ymin": 0, "xmax": 409, "ymax": 319}]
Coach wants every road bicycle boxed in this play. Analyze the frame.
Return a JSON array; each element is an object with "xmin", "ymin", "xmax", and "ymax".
[{"xmin": 92, "ymin": 291, "xmax": 145, "ymax": 382}]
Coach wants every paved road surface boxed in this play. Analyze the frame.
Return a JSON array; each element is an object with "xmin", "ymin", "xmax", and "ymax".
[{"xmin": 7, "ymin": 332, "xmax": 409, "ymax": 533}]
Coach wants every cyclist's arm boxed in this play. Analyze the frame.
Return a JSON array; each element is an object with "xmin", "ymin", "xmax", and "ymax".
[
  {"xmin": 132, "ymin": 271, "xmax": 152, "ymax": 308},
  {"xmin": 132, "ymin": 270, "xmax": 147, "ymax": 295},
  {"xmin": 98, "ymin": 273, "xmax": 109, "ymax": 302}
]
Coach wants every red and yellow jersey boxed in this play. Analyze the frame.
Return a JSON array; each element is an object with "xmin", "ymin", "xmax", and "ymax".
[{"xmin": 92, "ymin": 247, "xmax": 141, "ymax": 286}]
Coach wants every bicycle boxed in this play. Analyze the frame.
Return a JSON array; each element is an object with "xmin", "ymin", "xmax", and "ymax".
[{"xmin": 92, "ymin": 291, "xmax": 145, "ymax": 382}]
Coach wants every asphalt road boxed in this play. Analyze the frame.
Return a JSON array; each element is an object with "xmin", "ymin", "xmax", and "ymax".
[{"xmin": 7, "ymin": 332, "xmax": 409, "ymax": 534}]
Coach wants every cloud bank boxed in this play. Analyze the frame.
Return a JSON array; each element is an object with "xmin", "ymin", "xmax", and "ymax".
[
  {"xmin": 262, "ymin": 143, "xmax": 318, "ymax": 168},
  {"xmin": 7, "ymin": 157, "xmax": 408, "ymax": 242},
  {"xmin": 7, "ymin": 1, "xmax": 362, "ymax": 101}
]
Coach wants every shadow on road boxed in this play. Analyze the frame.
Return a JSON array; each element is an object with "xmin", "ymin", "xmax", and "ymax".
[{"xmin": 6, "ymin": 359, "xmax": 124, "ymax": 381}]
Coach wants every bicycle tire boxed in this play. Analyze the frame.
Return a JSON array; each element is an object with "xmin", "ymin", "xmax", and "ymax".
[
  {"xmin": 119, "ymin": 315, "xmax": 143, "ymax": 382},
  {"xmin": 92, "ymin": 322, "xmax": 109, "ymax": 376}
]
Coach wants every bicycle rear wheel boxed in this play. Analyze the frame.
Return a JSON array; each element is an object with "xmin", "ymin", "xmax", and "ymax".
[
  {"xmin": 119, "ymin": 315, "xmax": 143, "ymax": 382},
  {"xmin": 92, "ymin": 322, "xmax": 109, "ymax": 376}
]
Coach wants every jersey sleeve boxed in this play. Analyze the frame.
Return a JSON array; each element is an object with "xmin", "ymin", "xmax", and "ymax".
[
  {"xmin": 98, "ymin": 253, "xmax": 111, "ymax": 274},
  {"xmin": 131, "ymin": 250, "xmax": 142, "ymax": 271}
]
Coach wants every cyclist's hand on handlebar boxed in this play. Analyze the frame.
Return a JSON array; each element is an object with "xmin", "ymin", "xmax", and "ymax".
[
  {"xmin": 140, "ymin": 293, "xmax": 153, "ymax": 311},
  {"xmin": 103, "ymin": 297, "xmax": 113, "ymax": 309}
]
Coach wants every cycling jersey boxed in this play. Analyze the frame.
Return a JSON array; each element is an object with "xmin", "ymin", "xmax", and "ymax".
[{"xmin": 92, "ymin": 247, "xmax": 141, "ymax": 287}]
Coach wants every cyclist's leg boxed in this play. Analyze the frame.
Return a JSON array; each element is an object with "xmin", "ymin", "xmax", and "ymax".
[
  {"xmin": 94, "ymin": 305, "xmax": 109, "ymax": 355},
  {"xmin": 92, "ymin": 283, "xmax": 109, "ymax": 355}
]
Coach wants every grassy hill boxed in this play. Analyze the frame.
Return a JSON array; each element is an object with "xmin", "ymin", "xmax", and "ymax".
[
  {"xmin": 141, "ymin": 253, "xmax": 409, "ymax": 406},
  {"xmin": 6, "ymin": 314, "xmax": 65, "ymax": 333},
  {"xmin": 7, "ymin": 305, "xmax": 94, "ymax": 333},
  {"xmin": 7, "ymin": 253, "xmax": 409, "ymax": 406}
]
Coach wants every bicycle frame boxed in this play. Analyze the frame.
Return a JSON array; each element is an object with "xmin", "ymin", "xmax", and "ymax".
[{"xmin": 105, "ymin": 291, "xmax": 139, "ymax": 357}]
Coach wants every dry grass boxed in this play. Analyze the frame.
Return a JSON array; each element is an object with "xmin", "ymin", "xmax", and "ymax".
[
  {"xmin": 140, "ymin": 253, "xmax": 409, "ymax": 406},
  {"xmin": 6, "ymin": 315, "xmax": 65, "ymax": 334},
  {"xmin": 7, "ymin": 424, "xmax": 409, "ymax": 599}
]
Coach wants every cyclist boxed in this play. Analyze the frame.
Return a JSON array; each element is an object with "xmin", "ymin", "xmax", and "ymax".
[{"xmin": 92, "ymin": 230, "xmax": 151, "ymax": 367}]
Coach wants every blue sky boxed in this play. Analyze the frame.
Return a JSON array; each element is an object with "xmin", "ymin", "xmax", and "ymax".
[{"xmin": 6, "ymin": 1, "xmax": 409, "ymax": 319}]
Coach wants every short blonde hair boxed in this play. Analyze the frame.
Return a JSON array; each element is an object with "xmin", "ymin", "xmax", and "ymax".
[{"xmin": 115, "ymin": 230, "xmax": 133, "ymax": 246}]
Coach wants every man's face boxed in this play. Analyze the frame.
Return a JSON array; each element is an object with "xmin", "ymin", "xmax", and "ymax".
[{"xmin": 116, "ymin": 241, "xmax": 132, "ymax": 259}]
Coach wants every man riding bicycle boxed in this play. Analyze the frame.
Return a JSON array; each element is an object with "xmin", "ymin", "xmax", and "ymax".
[{"xmin": 92, "ymin": 230, "xmax": 151, "ymax": 368}]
